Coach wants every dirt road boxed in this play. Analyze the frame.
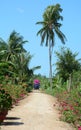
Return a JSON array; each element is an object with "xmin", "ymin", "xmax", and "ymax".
[{"xmin": 1, "ymin": 90, "xmax": 75, "ymax": 130}]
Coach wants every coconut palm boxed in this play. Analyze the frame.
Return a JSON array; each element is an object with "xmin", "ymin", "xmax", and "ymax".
[
  {"xmin": 0, "ymin": 31, "xmax": 28, "ymax": 83},
  {"xmin": 36, "ymin": 4, "xmax": 66, "ymax": 88},
  {"xmin": 0, "ymin": 30, "xmax": 28, "ymax": 62},
  {"xmin": 55, "ymin": 47, "xmax": 81, "ymax": 81},
  {"xmin": 14, "ymin": 52, "xmax": 41, "ymax": 82},
  {"xmin": 0, "ymin": 31, "xmax": 41, "ymax": 84}
]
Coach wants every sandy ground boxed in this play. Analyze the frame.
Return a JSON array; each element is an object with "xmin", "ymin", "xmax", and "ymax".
[{"xmin": 1, "ymin": 90, "xmax": 75, "ymax": 130}]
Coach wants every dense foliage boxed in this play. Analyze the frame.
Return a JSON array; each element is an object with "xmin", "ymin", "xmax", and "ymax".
[
  {"xmin": 0, "ymin": 30, "xmax": 41, "ymax": 83},
  {"xmin": 0, "ymin": 88, "xmax": 12, "ymax": 111},
  {"xmin": 39, "ymin": 47, "xmax": 81, "ymax": 129},
  {"xmin": 55, "ymin": 47, "xmax": 81, "ymax": 81},
  {"xmin": 0, "ymin": 31, "xmax": 41, "ymax": 124}
]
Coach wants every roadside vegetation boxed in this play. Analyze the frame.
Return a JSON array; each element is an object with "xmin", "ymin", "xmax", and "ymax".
[
  {"xmin": 40, "ymin": 47, "xmax": 81, "ymax": 130},
  {"xmin": 0, "ymin": 30, "xmax": 40, "ymax": 124}
]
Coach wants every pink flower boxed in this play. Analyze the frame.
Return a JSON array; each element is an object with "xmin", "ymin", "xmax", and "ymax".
[
  {"xmin": 34, "ymin": 79, "xmax": 40, "ymax": 84},
  {"xmin": 69, "ymin": 105, "xmax": 74, "ymax": 111},
  {"xmin": 78, "ymin": 126, "xmax": 81, "ymax": 130},
  {"xmin": 63, "ymin": 107, "xmax": 68, "ymax": 111}
]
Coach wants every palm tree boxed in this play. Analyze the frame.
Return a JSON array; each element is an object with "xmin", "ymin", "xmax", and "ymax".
[
  {"xmin": 14, "ymin": 52, "xmax": 41, "ymax": 82},
  {"xmin": 0, "ymin": 31, "xmax": 28, "ymax": 83},
  {"xmin": 36, "ymin": 4, "xmax": 66, "ymax": 88},
  {"xmin": 0, "ymin": 31, "xmax": 41, "ymax": 83},
  {"xmin": 15, "ymin": 52, "xmax": 33, "ymax": 81},
  {"xmin": 0, "ymin": 30, "xmax": 28, "ymax": 62},
  {"xmin": 55, "ymin": 47, "xmax": 81, "ymax": 81}
]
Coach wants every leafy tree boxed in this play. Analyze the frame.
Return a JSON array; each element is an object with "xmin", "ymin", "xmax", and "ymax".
[
  {"xmin": 36, "ymin": 4, "xmax": 66, "ymax": 88},
  {"xmin": 55, "ymin": 47, "xmax": 81, "ymax": 81}
]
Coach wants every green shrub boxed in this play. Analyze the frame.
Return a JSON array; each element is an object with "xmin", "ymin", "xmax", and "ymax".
[
  {"xmin": 0, "ymin": 89, "xmax": 12, "ymax": 111},
  {"xmin": 0, "ymin": 83, "xmax": 27, "ymax": 104}
]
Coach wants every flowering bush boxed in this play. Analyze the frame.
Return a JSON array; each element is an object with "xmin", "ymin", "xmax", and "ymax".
[
  {"xmin": 0, "ymin": 88, "xmax": 12, "ymax": 123},
  {"xmin": 54, "ymin": 88, "xmax": 81, "ymax": 129},
  {"xmin": 0, "ymin": 88, "xmax": 12, "ymax": 111}
]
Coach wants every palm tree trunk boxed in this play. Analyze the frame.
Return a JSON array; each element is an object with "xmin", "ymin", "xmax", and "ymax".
[{"xmin": 49, "ymin": 39, "xmax": 52, "ymax": 89}]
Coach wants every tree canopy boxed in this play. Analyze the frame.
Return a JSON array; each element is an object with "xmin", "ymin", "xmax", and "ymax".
[{"xmin": 55, "ymin": 47, "xmax": 81, "ymax": 81}]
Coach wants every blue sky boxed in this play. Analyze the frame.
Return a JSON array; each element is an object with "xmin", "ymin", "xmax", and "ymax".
[{"xmin": 0, "ymin": 0, "xmax": 81, "ymax": 77}]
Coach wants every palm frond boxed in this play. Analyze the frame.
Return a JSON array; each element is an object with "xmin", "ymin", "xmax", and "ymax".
[{"xmin": 54, "ymin": 25, "xmax": 67, "ymax": 44}]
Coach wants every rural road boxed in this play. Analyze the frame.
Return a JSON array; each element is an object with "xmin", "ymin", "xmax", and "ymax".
[{"xmin": 1, "ymin": 90, "xmax": 75, "ymax": 130}]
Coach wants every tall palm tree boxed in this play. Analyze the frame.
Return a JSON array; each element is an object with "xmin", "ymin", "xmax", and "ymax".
[
  {"xmin": 0, "ymin": 30, "xmax": 28, "ymax": 62},
  {"xmin": 36, "ymin": 4, "xmax": 66, "ymax": 88}
]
